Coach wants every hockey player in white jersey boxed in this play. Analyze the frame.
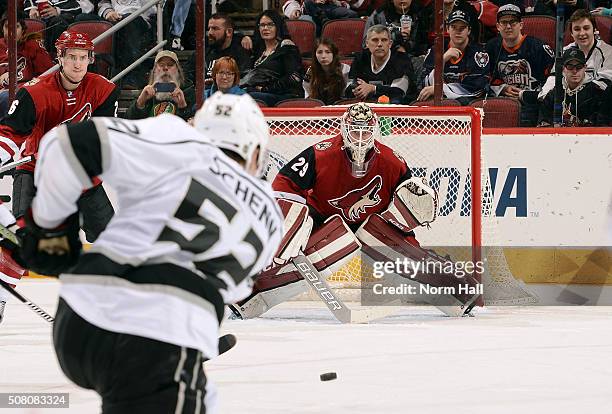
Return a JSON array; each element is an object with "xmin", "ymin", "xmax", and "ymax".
[{"xmin": 13, "ymin": 92, "xmax": 283, "ymax": 413}]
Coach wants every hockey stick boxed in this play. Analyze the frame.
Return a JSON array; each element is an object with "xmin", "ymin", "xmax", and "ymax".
[
  {"xmin": 0, "ymin": 222, "xmax": 20, "ymax": 247},
  {"xmin": 0, "ymin": 278, "xmax": 55, "ymax": 323},
  {"xmin": 0, "ymin": 223, "xmax": 54, "ymax": 323},
  {"xmin": 291, "ymin": 255, "xmax": 400, "ymax": 324},
  {"xmin": 0, "ymin": 156, "xmax": 33, "ymax": 175}
]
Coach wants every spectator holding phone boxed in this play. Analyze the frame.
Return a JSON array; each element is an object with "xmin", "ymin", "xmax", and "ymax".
[{"xmin": 125, "ymin": 50, "xmax": 195, "ymax": 121}]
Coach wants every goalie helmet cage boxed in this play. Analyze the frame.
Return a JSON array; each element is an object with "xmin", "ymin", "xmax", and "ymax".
[{"xmin": 262, "ymin": 105, "xmax": 536, "ymax": 306}]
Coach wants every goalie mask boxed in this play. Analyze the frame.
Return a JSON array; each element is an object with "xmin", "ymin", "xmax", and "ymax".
[
  {"xmin": 193, "ymin": 92, "xmax": 270, "ymax": 177},
  {"xmin": 341, "ymin": 102, "xmax": 379, "ymax": 178}
]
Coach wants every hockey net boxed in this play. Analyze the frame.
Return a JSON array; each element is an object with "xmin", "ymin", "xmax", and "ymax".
[{"xmin": 262, "ymin": 105, "xmax": 536, "ymax": 305}]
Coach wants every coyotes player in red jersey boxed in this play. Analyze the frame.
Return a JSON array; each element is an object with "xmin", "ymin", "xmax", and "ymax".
[
  {"xmin": 0, "ymin": 31, "xmax": 118, "ymax": 324},
  {"xmin": 231, "ymin": 103, "xmax": 480, "ymax": 320},
  {"xmin": 273, "ymin": 126, "xmax": 412, "ymax": 231}
]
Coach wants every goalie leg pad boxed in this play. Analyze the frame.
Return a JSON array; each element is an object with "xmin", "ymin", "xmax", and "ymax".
[
  {"xmin": 356, "ymin": 214, "xmax": 480, "ymax": 315},
  {"xmin": 233, "ymin": 263, "xmax": 310, "ymax": 319},
  {"xmin": 234, "ymin": 215, "xmax": 361, "ymax": 318},
  {"xmin": 273, "ymin": 199, "xmax": 313, "ymax": 263},
  {"xmin": 302, "ymin": 215, "xmax": 362, "ymax": 278}
]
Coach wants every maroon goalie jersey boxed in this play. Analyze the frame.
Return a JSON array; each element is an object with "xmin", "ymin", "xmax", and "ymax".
[
  {"xmin": 272, "ymin": 135, "xmax": 411, "ymax": 229},
  {"xmin": 0, "ymin": 71, "xmax": 119, "ymax": 171}
]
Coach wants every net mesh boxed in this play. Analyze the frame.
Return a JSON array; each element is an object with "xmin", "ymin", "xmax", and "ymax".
[{"xmin": 263, "ymin": 106, "xmax": 536, "ymax": 305}]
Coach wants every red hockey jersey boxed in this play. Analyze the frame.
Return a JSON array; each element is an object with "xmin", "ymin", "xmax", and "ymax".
[
  {"xmin": 0, "ymin": 71, "xmax": 119, "ymax": 171},
  {"xmin": 272, "ymin": 135, "xmax": 411, "ymax": 229},
  {"xmin": 0, "ymin": 38, "xmax": 54, "ymax": 88}
]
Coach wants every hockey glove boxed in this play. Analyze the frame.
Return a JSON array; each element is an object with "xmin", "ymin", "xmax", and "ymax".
[{"xmin": 16, "ymin": 211, "xmax": 82, "ymax": 276}]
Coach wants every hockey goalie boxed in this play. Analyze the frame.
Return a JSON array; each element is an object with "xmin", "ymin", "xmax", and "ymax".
[{"xmin": 231, "ymin": 102, "xmax": 481, "ymax": 319}]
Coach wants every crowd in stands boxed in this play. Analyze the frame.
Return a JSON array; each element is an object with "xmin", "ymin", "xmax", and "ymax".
[{"xmin": 2, "ymin": 0, "xmax": 612, "ymax": 126}]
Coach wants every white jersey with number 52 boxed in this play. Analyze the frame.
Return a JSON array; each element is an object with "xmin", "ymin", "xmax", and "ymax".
[{"xmin": 33, "ymin": 114, "xmax": 283, "ymax": 305}]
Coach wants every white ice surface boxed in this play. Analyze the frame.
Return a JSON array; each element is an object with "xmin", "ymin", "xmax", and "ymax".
[{"xmin": 2, "ymin": 280, "xmax": 612, "ymax": 413}]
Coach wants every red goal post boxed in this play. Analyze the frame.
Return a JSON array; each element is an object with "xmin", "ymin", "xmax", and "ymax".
[{"xmin": 261, "ymin": 105, "xmax": 535, "ymax": 305}]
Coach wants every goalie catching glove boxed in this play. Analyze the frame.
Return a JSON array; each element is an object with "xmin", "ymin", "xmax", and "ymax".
[
  {"xmin": 380, "ymin": 177, "xmax": 438, "ymax": 233},
  {"xmin": 16, "ymin": 211, "xmax": 82, "ymax": 276}
]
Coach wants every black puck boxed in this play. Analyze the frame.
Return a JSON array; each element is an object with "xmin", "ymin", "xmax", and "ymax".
[{"xmin": 320, "ymin": 372, "xmax": 337, "ymax": 381}]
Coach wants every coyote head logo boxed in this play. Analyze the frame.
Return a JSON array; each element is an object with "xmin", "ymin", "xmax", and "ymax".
[
  {"xmin": 328, "ymin": 175, "xmax": 382, "ymax": 222},
  {"xmin": 61, "ymin": 103, "xmax": 93, "ymax": 124}
]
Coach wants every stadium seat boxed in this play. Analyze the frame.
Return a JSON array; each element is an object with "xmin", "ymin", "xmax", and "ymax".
[
  {"xmin": 340, "ymin": 57, "xmax": 354, "ymax": 67},
  {"xmin": 302, "ymin": 57, "xmax": 312, "ymax": 73},
  {"xmin": 321, "ymin": 19, "xmax": 366, "ymax": 57},
  {"xmin": 470, "ymin": 97, "xmax": 520, "ymax": 127},
  {"xmin": 562, "ymin": 16, "xmax": 612, "ymax": 46},
  {"xmin": 24, "ymin": 18, "xmax": 45, "ymax": 40},
  {"xmin": 563, "ymin": 21, "xmax": 573, "ymax": 46},
  {"xmin": 276, "ymin": 98, "xmax": 325, "ymax": 108},
  {"xmin": 254, "ymin": 99, "xmax": 268, "ymax": 107},
  {"xmin": 522, "ymin": 15, "xmax": 556, "ymax": 48},
  {"xmin": 286, "ymin": 19, "xmax": 316, "ymax": 57},
  {"xmin": 409, "ymin": 99, "xmax": 462, "ymax": 106},
  {"xmin": 333, "ymin": 98, "xmax": 362, "ymax": 105},
  {"xmin": 68, "ymin": 21, "xmax": 114, "ymax": 78},
  {"xmin": 595, "ymin": 15, "xmax": 612, "ymax": 44}
]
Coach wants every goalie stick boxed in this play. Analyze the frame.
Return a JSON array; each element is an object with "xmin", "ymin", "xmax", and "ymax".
[{"xmin": 291, "ymin": 255, "xmax": 400, "ymax": 324}]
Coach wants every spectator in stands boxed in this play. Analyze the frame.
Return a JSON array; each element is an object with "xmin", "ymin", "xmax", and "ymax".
[
  {"xmin": 184, "ymin": 13, "xmax": 252, "ymax": 88},
  {"xmin": 282, "ymin": 0, "xmax": 314, "ymax": 21},
  {"xmin": 349, "ymin": 0, "xmax": 386, "ymax": 17},
  {"xmin": 303, "ymin": 0, "xmax": 359, "ymax": 36},
  {"xmin": 363, "ymin": 0, "xmax": 429, "ymax": 56},
  {"xmin": 25, "ymin": 0, "xmax": 81, "ymax": 53},
  {"xmin": 418, "ymin": 9, "xmax": 490, "ymax": 105},
  {"xmin": 0, "ymin": 11, "xmax": 54, "ymax": 118},
  {"xmin": 75, "ymin": 0, "xmax": 101, "ymax": 21},
  {"xmin": 98, "ymin": 0, "xmax": 154, "ymax": 89},
  {"xmin": 303, "ymin": 38, "xmax": 349, "ymax": 104},
  {"xmin": 536, "ymin": 47, "xmax": 610, "ymax": 126},
  {"xmin": 592, "ymin": 3, "xmax": 612, "ymax": 16},
  {"xmin": 539, "ymin": 9, "xmax": 612, "ymax": 100},
  {"xmin": 486, "ymin": 3, "xmax": 554, "ymax": 126},
  {"xmin": 168, "ymin": 0, "xmax": 191, "ymax": 50},
  {"xmin": 522, "ymin": 0, "xmax": 585, "ymax": 19},
  {"xmin": 241, "ymin": 10, "xmax": 304, "ymax": 106},
  {"xmin": 346, "ymin": 24, "xmax": 414, "ymax": 103},
  {"xmin": 205, "ymin": 13, "xmax": 252, "ymax": 81},
  {"xmin": 204, "ymin": 56, "xmax": 246, "ymax": 98},
  {"xmin": 125, "ymin": 50, "xmax": 195, "ymax": 121}
]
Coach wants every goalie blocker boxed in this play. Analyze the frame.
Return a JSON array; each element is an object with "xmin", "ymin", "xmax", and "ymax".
[{"xmin": 232, "ymin": 178, "xmax": 478, "ymax": 318}]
